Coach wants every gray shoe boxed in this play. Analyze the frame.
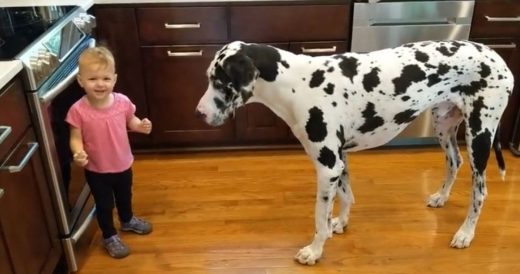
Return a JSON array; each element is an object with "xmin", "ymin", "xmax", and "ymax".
[
  {"xmin": 121, "ymin": 216, "xmax": 152, "ymax": 235},
  {"xmin": 103, "ymin": 235, "xmax": 130, "ymax": 259}
]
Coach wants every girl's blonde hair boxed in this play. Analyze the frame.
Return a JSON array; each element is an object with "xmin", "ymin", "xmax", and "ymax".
[{"xmin": 78, "ymin": 46, "xmax": 115, "ymax": 70}]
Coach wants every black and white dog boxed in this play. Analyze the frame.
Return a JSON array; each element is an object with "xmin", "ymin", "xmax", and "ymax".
[{"xmin": 195, "ymin": 40, "xmax": 513, "ymax": 265}]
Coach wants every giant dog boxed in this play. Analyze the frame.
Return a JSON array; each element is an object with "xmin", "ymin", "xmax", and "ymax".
[{"xmin": 195, "ymin": 40, "xmax": 514, "ymax": 265}]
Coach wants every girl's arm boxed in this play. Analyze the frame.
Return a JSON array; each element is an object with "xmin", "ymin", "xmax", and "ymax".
[
  {"xmin": 128, "ymin": 115, "xmax": 152, "ymax": 134},
  {"xmin": 70, "ymin": 126, "xmax": 88, "ymax": 166}
]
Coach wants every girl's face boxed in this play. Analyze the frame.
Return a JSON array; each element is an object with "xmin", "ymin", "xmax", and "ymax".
[{"xmin": 77, "ymin": 62, "xmax": 117, "ymax": 105}]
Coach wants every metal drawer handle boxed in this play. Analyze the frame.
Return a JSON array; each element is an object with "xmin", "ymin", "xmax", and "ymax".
[
  {"xmin": 0, "ymin": 142, "xmax": 39, "ymax": 173},
  {"xmin": 301, "ymin": 46, "xmax": 337, "ymax": 54},
  {"xmin": 164, "ymin": 23, "xmax": 201, "ymax": 29},
  {"xmin": 485, "ymin": 15, "xmax": 520, "ymax": 22},
  {"xmin": 167, "ymin": 50, "xmax": 203, "ymax": 57},
  {"xmin": 0, "ymin": 188, "xmax": 4, "ymax": 199},
  {"xmin": 0, "ymin": 126, "xmax": 12, "ymax": 145},
  {"xmin": 487, "ymin": 42, "xmax": 517, "ymax": 49}
]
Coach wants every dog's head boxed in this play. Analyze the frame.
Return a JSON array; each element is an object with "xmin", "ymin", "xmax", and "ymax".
[{"xmin": 196, "ymin": 41, "xmax": 260, "ymax": 126}]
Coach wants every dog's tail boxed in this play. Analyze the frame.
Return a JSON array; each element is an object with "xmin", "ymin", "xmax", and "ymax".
[{"xmin": 493, "ymin": 125, "xmax": 506, "ymax": 181}]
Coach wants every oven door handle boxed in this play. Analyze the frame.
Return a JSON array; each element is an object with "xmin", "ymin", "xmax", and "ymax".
[
  {"xmin": 0, "ymin": 142, "xmax": 39, "ymax": 173},
  {"xmin": 40, "ymin": 67, "xmax": 79, "ymax": 104},
  {"xmin": 40, "ymin": 39, "xmax": 96, "ymax": 103}
]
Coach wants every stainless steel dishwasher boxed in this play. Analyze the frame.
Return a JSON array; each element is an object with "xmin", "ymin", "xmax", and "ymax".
[{"xmin": 351, "ymin": 0, "xmax": 475, "ymax": 145}]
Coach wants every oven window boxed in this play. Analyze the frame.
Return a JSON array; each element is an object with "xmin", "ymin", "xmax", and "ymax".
[{"xmin": 44, "ymin": 21, "xmax": 85, "ymax": 61}]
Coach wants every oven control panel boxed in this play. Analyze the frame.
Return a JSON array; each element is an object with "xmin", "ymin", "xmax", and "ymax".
[{"xmin": 17, "ymin": 7, "xmax": 96, "ymax": 91}]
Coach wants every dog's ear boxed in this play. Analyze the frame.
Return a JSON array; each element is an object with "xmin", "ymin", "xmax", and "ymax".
[{"xmin": 223, "ymin": 53, "xmax": 257, "ymax": 89}]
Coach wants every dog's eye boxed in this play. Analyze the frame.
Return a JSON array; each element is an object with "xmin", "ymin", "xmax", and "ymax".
[{"xmin": 213, "ymin": 82, "xmax": 224, "ymax": 89}]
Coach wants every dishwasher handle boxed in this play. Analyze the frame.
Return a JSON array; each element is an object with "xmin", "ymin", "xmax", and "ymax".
[{"xmin": 370, "ymin": 18, "xmax": 456, "ymax": 26}]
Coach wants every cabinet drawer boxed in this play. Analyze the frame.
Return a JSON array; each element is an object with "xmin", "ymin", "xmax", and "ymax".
[
  {"xmin": 471, "ymin": 2, "xmax": 520, "ymax": 38},
  {"xmin": 230, "ymin": 5, "xmax": 350, "ymax": 42},
  {"xmin": 137, "ymin": 7, "xmax": 228, "ymax": 45},
  {"xmin": 0, "ymin": 78, "xmax": 31, "ymax": 160}
]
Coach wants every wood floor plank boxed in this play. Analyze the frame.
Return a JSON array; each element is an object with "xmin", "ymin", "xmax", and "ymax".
[{"xmin": 77, "ymin": 147, "xmax": 520, "ymax": 274}]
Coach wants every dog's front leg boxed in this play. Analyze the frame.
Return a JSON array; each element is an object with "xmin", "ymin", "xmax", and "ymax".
[{"xmin": 295, "ymin": 163, "xmax": 342, "ymax": 265}]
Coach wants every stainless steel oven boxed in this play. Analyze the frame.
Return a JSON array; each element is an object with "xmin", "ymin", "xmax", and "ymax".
[
  {"xmin": 351, "ymin": 0, "xmax": 475, "ymax": 145},
  {"xmin": 4, "ymin": 5, "xmax": 96, "ymax": 272}
]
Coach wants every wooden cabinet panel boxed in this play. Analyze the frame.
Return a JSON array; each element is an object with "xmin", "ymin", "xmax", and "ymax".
[
  {"xmin": 137, "ymin": 7, "xmax": 228, "ymax": 45},
  {"xmin": 0, "ymin": 79, "xmax": 31, "ymax": 158},
  {"xmin": 0, "ymin": 131, "xmax": 61, "ymax": 274},
  {"xmin": 230, "ymin": 5, "xmax": 350, "ymax": 42},
  {"xmin": 471, "ymin": 2, "xmax": 520, "ymax": 38},
  {"xmin": 94, "ymin": 7, "xmax": 151, "ymax": 148},
  {"xmin": 142, "ymin": 45, "xmax": 235, "ymax": 147},
  {"xmin": 0, "ymin": 233, "xmax": 14, "ymax": 274}
]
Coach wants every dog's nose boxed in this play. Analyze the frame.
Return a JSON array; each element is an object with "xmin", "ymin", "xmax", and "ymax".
[{"xmin": 195, "ymin": 109, "xmax": 206, "ymax": 119}]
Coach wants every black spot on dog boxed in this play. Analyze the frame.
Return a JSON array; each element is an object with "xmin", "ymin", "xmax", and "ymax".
[
  {"xmin": 336, "ymin": 125, "xmax": 345, "ymax": 144},
  {"xmin": 358, "ymin": 102, "xmax": 384, "ymax": 133},
  {"xmin": 306, "ymin": 107, "xmax": 328, "ymax": 142},
  {"xmin": 438, "ymin": 63, "xmax": 451, "ymax": 75},
  {"xmin": 332, "ymin": 101, "xmax": 337, "ymax": 107},
  {"xmin": 318, "ymin": 146, "xmax": 336, "ymax": 169},
  {"xmin": 339, "ymin": 56, "xmax": 359, "ymax": 82},
  {"xmin": 327, "ymin": 67, "xmax": 334, "ymax": 73},
  {"xmin": 310, "ymin": 70, "xmax": 326, "ymax": 88},
  {"xmin": 451, "ymin": 79, "xmax": 488, "ymax": 96},
  {"xmin": 363, "ymin": 67, "xmax": 380, "ymax": 92},
  {"xmin": 468, "ymin": 97, "xmax": 488, "ymax": 136},
  {"xmin": 436, "ymin": 45, "xmax": 459, "ymax": 57},
  {"xmin": 479, "ymin": 62, "xmax": 491, "ymax": 78},
  {"xmin": 394, "ymin": 109, "xmax": 418, "ymax": 124},
  {"xmin": 415, "ymin": 50, "xmax": 429, "ymax": 63},
  {"xmin": 393, "ymin": 65, "xmax": 426, "ymax": 95},
  {"xmin": 214, "ymin": 97, "xmax": 225, "ymax": 112},
  {"xmin": 471, "ymin": 129, "xmax": 492, "ymax": 175},
  {"xmin": 427, "ymin": 74, "xmax": 442, "ymax": 87},
  {"xmin": 401, "ymin": 95, "xmax": 411, "ymax": 101},
  {"xmin": 324, "ymin": 83, "xmax": 335, "ymax": 95},
  {"xmin": 281, "ymin": 60, "xmax": 290, "ymax": 69}
]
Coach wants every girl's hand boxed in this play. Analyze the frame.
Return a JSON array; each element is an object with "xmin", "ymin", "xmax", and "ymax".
[
  {"xmin": 73, "ymin": 151, "xmax": 88, "ymax": 167},
  {"xmin": 140, "ymin": 118, "xmax": 152, "ymax": 134}
]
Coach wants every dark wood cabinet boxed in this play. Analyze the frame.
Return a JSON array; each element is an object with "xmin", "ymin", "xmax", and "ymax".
[
  {"xmin": 94, "ymin": 7, "xmax": 151, "ymax": 148},
  {"xmin": 470, "ymin": 0, "xmax": 520, "ymax": 147},
  {"xmin": 0, "ymin": 77, "xmax": 61, "ymax": 274},
  {"xmin": 94, "ymin": 2, "xmax": 351, "ymax": 150},
  {"xmin": 0, "ymin": 230, "xmax": 14, "ymax": 274},
  {"xmin": 142, "ymin": 45, "xmax": 235, "ymax": 147}
]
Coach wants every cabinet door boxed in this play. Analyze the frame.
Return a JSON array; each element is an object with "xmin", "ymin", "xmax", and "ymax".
[
  {"xmin": 0, "ymin": 131, "xmax": 61, "ymax": 274},
  {"xmin": 469, "ymin": 38, "xmax": 520, "ymax": 146},
  {"xmin": 95, "ymin": 7, "xmax": 151, "ymax": 148},
  {"xmin": 142, "ymin": 45, "xmax": 235, "ymax": 147},
  {"xmin": 0, "ymin": 230, "xmax": 14, "ymax": 274}
]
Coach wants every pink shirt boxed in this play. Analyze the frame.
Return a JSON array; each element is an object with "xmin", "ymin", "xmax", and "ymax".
[{"xmin": 66, "ymin": 92, "xmax": 135, "ymax": 173}]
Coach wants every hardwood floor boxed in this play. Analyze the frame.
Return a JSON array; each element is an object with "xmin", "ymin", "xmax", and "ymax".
[{"xmin": 77, "ymin": 147, "xmax": 520, "ymax": 274}]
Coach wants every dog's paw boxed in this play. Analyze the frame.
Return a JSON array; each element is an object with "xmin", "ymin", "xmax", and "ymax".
[
  {"xmin": 427, "ymin": 193, "xmax": 448, "ymax": 208},
  {"xmin": 331, "ymin": 217, "xmax": 347, "ymax": 234},
  {"xmin": 295, "ymin": 245, "xmax": 322, "ymax": 265},
  {"xmin": 450, "ymin": 229, "xmax": 474, "ymax": 248}
]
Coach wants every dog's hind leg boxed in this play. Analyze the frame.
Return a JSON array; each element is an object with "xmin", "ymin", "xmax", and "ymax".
[
  {"xmin": 331, "ymin": 152, "xmax": 354, "ymax": 234},
  {"xmin": 427, "ymin": 104, "xmax": 463, "ymax": 208},
  {"xmin": 295, "ymin": 144, "xmax": 344, "ymax": 265},
  {"xmin": 450, "ymin": 98, "xmax": 501, "ymax": 248}
]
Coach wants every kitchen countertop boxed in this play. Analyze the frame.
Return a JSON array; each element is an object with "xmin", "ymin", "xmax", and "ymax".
[{"xmin": 0, "ymin": 62, "xmax": 23, "ymax": 91}]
